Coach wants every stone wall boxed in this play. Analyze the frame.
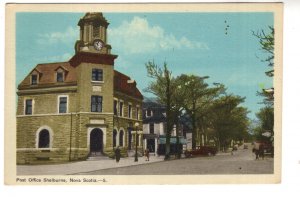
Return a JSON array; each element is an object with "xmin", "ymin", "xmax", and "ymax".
[{"xmin": 16, "ymin": 114, "xmax": 77, "ymax": 164}]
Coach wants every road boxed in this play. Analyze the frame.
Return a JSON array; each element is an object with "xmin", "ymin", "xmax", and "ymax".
[{"xmin": 74, "ymin": 147, "xmax": 274, "ymax": 175}]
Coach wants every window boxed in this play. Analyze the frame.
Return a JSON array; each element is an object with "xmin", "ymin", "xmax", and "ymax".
[
  {"xmin": 57, "ymin": 72, "xmax": 64, "ymax": 82},
  {"xmin": 31, "ymin": 74, "xmax": 37, "ymax": 85},
  {"xmin": 128, "ymin": 104, "xmax": 132, "ymax": 118},
  {"xmin": 59, "ymin": 96, "xmax": 67, "ymax": 113},
  {"xmin": 119, "ymin": 130, "xmax": 124, "ymax": 147},
  {"xmin": 149, "ymin": 123, "xmax": 154, "ymax": 134},
  {"xmin": 114, "ymin": 100, "xmax": 118, "ymax": 115},
  {"xmin": 136, "ymin": 107, "xmax": 140, "ymax": 120},
  {"xmin": 25, "ymin": 99, "xmax": 33, "ymax": 115},
  {"xmin": 92, "ymin": 68, "xmax": 103, "ymax": 81},
  {"xmin": 146, "ymin": 109, "xmax": 152, "ymax": 117},
  {"xmin": 119, "ymin": 101, "xmax": 123, "ymax": 117},
  {"xmin": 91, "ymin": 96, "xmax": 102, "ymax": 112},
  {"xmin": 38, "ymin": 129, "xmax": 50, "ymax": 148},
  {"xmin": 113, "ymin": 129, "xmax": 117, "ymax": 147}
]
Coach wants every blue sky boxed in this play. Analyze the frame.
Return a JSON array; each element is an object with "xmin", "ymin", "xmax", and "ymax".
[{"xmin": 16, "ymin": 12, "xmax": 273, "ymax": 119}]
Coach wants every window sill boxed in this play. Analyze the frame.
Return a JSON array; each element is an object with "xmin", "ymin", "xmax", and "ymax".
[
  {"xmin": 37, "ymin": 148, "xmax": 51, "ymax": 151},
  {"xmin": 91, "ymin": 81, "xmax": 104, "ymax": 84}
]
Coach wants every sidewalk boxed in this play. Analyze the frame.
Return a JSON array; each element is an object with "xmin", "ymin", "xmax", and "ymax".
[{"xmin": 17, "ymin": 155, "xmax": 164, "ymax": 175}]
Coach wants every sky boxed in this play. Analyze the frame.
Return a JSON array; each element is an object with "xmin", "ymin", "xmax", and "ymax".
[{"xmin": 16, "ymin": 12, "xmax": 273, "ymax": 120}]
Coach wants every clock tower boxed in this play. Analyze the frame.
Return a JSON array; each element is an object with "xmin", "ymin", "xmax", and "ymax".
[{"xmin": 75, "ymin": 12, "xmax": 112, "ymax": 54}]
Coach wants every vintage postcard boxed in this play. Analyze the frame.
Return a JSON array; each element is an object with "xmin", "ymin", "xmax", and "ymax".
[{"xmin": 5, "ymin": 3, "xmax": 282, "ymax": 184}]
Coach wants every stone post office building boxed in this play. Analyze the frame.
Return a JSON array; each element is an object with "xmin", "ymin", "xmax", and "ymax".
[{"xmin": 16, "ymin": 12, "xmax": 143, "ymax": 164}]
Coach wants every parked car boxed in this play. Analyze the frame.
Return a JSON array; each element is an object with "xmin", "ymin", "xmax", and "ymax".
[
  {"xmin": 263, "ymin": 143, "xmax": 274, "ymax": 157},
  {"xmin": 184, "ymin": 146, "xmax": 218, "ymax": 157}
]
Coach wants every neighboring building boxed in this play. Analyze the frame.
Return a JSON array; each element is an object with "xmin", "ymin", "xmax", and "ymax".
[
  {"xmin": 142, "ymin": 101, "xmax": 189, "ymax": 155},
  {"xmin": 179, "ymin": 114, "xmax": 193, "ymax": 150},
  {"xmin": 16, "ymin": 12, "xmax": 143, "ymax": 164}
]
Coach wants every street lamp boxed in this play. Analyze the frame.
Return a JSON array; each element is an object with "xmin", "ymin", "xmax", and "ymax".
[{"xmin": 134, "ymin": 122, "xmax": 139, "ymax": 162}]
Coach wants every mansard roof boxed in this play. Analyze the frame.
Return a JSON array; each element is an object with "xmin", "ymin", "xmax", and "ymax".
[
  {"xmin": 18, "ymin": 59, "xmax": 143, "ymax": 101},
  {"xmin": 142, "ymin": 101, "xmax": 166, "ymax": 124},
  {"xmin": 18, "ymin": 62, "xmax": 77, "ymax": 89},
  {"xmin": 114, "ymin": 70, "xmax": 143, "ymax": 100}
]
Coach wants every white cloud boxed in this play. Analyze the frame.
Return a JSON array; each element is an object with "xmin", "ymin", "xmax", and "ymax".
[
  {"xmin": 37, "ymin": 26, "xmax": 79, "ymax": 45},
  {"xmin": 108, "ymin": 17, "xmax": 209, "ymax": 54}
]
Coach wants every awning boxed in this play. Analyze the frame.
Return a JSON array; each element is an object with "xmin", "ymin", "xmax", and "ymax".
[
  {"xmin": 158, "ymin": 137, "xmax": 187, "ymax": 144},
  {"xmin": 262, "ymin": 131, "xmax": 272, "ymax": 137}
]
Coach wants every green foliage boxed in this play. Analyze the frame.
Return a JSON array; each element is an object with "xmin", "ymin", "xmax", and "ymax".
[
  {"xmin": 253, "ymin": 26, "xmax": 275, "ymax": 143},
  {"xmin": 145, "ymin": 61, "xmax": 175, "ymax": 160},
  {"xmin": 174, "ymin": 74, "xmax": 226, "ymax": 149},
  {"xmin": 256, "ymin": 88, "xmax": 274, "ymax": 106},
  {"xmin": 209, "ymin": 95, "xmax": 249, "ymax": 150},
  {"xmin": 253, "ymin": 26, "xmax": 274, "ymax": 77},
  {"xmin": 145, "ymin": 61, "xmax": 250, "ymax": 153},
  {"xmin": 253, "ymin": 26, "xmax": 274, "ymax": 106},
  {"xmin": 254, "ymin": 106, "xmax": 274, "ymax": 142}
]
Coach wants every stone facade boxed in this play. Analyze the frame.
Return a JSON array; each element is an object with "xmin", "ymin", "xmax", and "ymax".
[{"xmin": 16, "ymin": 12, "xmax": 143, "ymax": 164}]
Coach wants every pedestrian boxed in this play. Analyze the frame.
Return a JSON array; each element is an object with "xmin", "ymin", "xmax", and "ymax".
[
  {"xmin": 259, "ymin": 143, "xmax": 265, "ymax": 160},
  {"xmin": 115, "ymin": 146, "xmax": 121, "ymax": 163},
  {"xmin": 144, "ymin": 149, "xmax": 147, "ymax": 161},
  {"xmin": 145, "ymin": 148, "xmax": 150, "ymax": 161},
  {"xmin": 253, "ymin": 142, "xmax": 260, "ymax": 160}
]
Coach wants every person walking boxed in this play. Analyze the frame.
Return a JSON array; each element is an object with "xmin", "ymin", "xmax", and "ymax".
[
  {"xmin": 253, "ymin": 142, "xmax": 260, "ymax": 160},
  {"xmin": 259, "ymin": 143, "xmax": 265, "ymax": 160},
  {"xmin": 145, "ymin": 148, "xmax": 150, "ymax": 161},
  {"xmin": 115, "ymin": 146, "xmax": 121, "ymax": 163}
]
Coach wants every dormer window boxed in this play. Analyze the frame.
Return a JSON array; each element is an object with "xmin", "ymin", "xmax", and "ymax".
[
  {"xmin": 30, "ymin": 68, "xmax": 41, "ymax": 85},
  {"xmin": 55, "ymin": 66, "xmax": 68, "ymax": 83},
  {"xmin": 146, "ymin": 109, "xmax": 152, "ymax": 117},
  {"xmin": 31, "ymin": 74, "xmax": 38, "ymax": 85},
  {"xmin": 57, "ymin": 72, "xmax": 64, "ymax": 82}
]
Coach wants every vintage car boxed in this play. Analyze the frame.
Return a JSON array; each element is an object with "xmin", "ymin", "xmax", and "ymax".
[{"xmin": 184, "ymin": 146, "xmax": 218, "ymax": 157}]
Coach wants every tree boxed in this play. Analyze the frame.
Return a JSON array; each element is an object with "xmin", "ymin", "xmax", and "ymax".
[
  {"xmin": 253, "ymin": 26, "xmax": 274, "ymax": 77},
  {"xmin": 209, "ymin": 95, "xmax": 249, "ymax": 151},
  {"xmin": 253, "ymin": 26, "xmax": 275, "ymax": 143},
  {"xmin": 253, "ymin": 26, "xmax": 275, "ymax": 106},
  {"xmin": 145, "ymin": 61, "xmax": 176, "ymax": 160},
  {"xmin": 175, "ymin": 75, "xmax": 224, "ymax": 149},
  {"xmin": 254, "ymin": 106, "xmax": 274, "ymax": 143}
]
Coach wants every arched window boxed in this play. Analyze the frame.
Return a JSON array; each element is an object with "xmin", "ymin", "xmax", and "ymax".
[
  {"xmin": 119, "ymin": 130, "xmax": 124, "ymax": 147},
  {"xmin": 38, "ymin": 129, "xmax": 50, "ymax": 148},
  {"xmin": 113, "ymin": 129, "xmax": 117, "ymax": 147}
]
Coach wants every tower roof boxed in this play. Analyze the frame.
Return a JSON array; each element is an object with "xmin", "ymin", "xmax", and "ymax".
[{"xmin": 78, "ymin": 12, "xmax": 109, "ymax": 27}]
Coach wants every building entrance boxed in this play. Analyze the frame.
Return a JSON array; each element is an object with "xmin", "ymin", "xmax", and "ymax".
[
  {"xmin": 147, "ymin": 139, "xmax": 155, "ymax": 153},
  {"xmin": 90, "ymin": 128, "xmax": 103, "ymax": 155}
]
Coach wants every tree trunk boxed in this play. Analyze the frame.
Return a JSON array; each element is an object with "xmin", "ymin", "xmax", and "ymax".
[
  {"xmin": 175, "ymin": 118, "xmax": 181, "ymax": 159},
  {"xmin": 192, "ymin": 102, "xmax": 197, "ymax": 149},
  {"xmin": 165, "ymin": 72, "xmax": 171, "ymax": 160}
]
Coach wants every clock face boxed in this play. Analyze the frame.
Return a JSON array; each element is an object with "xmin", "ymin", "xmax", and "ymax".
[{"xmin": 93, "ymin": 40, "xmax": 103, "ymax": 51}]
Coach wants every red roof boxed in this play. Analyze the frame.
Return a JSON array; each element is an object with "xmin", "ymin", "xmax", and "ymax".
[
  {"xmin": 114, "ymin": 70, "xmax": 143, "ymax": 100},
  {"xmin": 18, "ymin": 55, "xmax": 143, "ymax": 100},
  {"xmin": 18, "ymin": 62, "xmax": 77, "ymax": 89}
]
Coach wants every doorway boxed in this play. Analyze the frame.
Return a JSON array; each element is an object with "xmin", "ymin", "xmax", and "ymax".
[
  {"xmin": 90, "ymin": 128, "xmax": 103, "ymax": 155},
  {"xmin": 147, "ymin": 139, "xmax": 156, "ymax": 153}
]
